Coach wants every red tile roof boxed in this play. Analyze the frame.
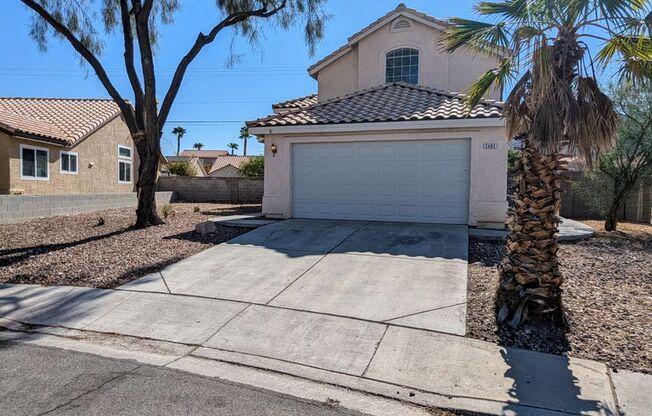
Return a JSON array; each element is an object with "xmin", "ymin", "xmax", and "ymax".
[
  {"xmin": 209, "ymin": 156, "xmax": 253, "ymax": 174},
  {"xmin": 180, "ymin": 150, "xmax": 229, "ymax": 158},
  {"xmin": 247, "ymin": 83, "xmax": 503, "ymax": 128},
  {"xmin": 0, "ymin": 97, "xmax": 122, "ymax": 146}
]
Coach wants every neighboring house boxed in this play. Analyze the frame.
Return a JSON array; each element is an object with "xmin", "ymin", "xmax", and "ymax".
[
  {"xmin": 209, "ymin": 156, "xmax": 252, "ymax": 177},
  {"xmin": 0, "ymin": 97, "xmax": 138, "ymax": 195},
  {"xmin": 163, "ymin": 155, "xmax": 208, "ymax": 177},
  {"xmin": 247, "ymin": 4, "xmax": 508, "ymax": 228},
  {"xmin": 179, "ymin": 149, "xmax": 228, "ymax": 173}
]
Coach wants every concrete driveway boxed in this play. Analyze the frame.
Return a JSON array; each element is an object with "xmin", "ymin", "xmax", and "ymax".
[{"xmin": 122, "ymin": 219, "xmax": 469, "ymax": 335}]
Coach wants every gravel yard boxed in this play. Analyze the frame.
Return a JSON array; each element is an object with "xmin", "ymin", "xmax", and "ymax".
[
  {"xmin": 467, "ymin": 221, "xmax": 652, "ymax": 374},
  {"xmin": 0, "ymin": 203, "xmax": 260, "ymax": 288}
]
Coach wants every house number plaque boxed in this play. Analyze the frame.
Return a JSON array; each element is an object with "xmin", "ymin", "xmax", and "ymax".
[{"xmin": 482, "ymin": 143, "xmax": 497, "ymax": 150}]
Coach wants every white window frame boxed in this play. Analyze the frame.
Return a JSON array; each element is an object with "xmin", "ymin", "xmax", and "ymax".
[
  {"xmin": 384, "ymin": 47, "xmax": 420, "ymax": 85},
  {"xmin": 118, "ymin": 145, "xmax": 133, "ymax": 184},
  {"xmin": 20, "ymin": 144, "xmax": 49, "ymax": 181},
  {"xmin": 59, "ymin": 150, "xmax": 79, "ymax": 175}
]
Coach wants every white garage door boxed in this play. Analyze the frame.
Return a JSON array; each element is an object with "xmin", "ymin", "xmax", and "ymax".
[{"xmin": 292, "ymin": 139, "xmax": 470, "ymax": 224}]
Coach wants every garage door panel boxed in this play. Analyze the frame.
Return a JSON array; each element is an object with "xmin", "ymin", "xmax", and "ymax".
[{"xmin": 292, "ymin": 140, "xmax": 470, "ymax": 224}]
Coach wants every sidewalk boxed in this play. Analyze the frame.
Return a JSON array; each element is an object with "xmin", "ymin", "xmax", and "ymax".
[{"xmin": 1, "ymin": 283, "xmax": 649, "ymax": 416}]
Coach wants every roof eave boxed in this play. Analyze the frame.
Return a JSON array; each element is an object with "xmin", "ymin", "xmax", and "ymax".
[{"xmin": 249, "ymin": 117, "xmax": 505, "ymax": 137}]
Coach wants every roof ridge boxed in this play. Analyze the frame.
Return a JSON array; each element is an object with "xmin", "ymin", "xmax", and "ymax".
[{"xmin": 0, "ymin": 97, "xmax": 116, "ymax": 102}]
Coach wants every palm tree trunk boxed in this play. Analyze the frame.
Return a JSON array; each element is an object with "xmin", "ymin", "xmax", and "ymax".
[
  {"xmin": 243, "ymin": 138, "xmax": 247, "ymax": 156},
  {"xmin": 497, "ymin": 141, "xmax": 566, "ymax": 327}
]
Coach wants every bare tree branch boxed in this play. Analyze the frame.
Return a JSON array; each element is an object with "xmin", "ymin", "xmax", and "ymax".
[
  {"xmin": 20, "ymin": 0, "xmax": 139, "ymax": 133},
  {"xmin": 119, "ymin": 0, "xmax": 144, "ymax": 129},
  {"xmin": 157, "ymin": 1, "xmax": 288, "ymax": 129}
]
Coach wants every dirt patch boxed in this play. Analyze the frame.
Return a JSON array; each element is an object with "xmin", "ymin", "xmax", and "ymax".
[
  {"xmin": 0, "ymin": 203, "xmax": 260, "ymax": 289},
  {"xmin": 467, "ymin": 222, "xmax": 652, "ymax": 374}
]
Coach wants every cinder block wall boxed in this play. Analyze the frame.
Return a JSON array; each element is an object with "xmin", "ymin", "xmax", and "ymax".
[
  {"xmin": 157, "ymin": 176, "xmax": 263, "ymax": 203},
  {"xmin": 0, "ymin": 192, "xmax": 175, "ymax": 224},
  {"xmin": 560, "ymin": 172, "xmax": 652, "ymax": 223}
]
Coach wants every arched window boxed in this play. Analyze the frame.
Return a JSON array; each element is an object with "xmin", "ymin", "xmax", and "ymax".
[{"xmin": 385, "ymin": 48, "xmax": 419, "ymax": 84}]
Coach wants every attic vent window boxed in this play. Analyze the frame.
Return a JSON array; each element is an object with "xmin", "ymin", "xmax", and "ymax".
[{"xmin": 391, "ymin": 18, "xmax": 413, "ymax": 32}]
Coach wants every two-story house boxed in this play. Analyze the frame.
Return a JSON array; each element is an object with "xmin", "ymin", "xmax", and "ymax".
[{"xmin": 247, "ymin": 4, "xmax": 508, "ymax": 228}]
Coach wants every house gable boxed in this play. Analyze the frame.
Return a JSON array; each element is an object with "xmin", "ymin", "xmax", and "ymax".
[{"xmin": 309, "ymin": 4, "xmax": 503, "ymax": 102}]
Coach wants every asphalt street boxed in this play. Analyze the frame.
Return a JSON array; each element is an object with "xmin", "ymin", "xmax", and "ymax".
[{"xmin": 0, "ymin": 341, "xmax": 369, "ymax": 416}]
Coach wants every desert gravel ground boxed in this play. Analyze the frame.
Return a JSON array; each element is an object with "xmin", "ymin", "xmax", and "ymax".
[
  {"xmin": 0, "ymin": 203, "xmax": 259, "ymax": 288},
  {"xmin": 467, "ymin": 221, "xmax": 652, "ymax": 374}
]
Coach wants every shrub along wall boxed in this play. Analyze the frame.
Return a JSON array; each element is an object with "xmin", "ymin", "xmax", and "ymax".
[
  {"xmin": 560, "ymin": 171, "xmax": 652, "ymax": 223},
  {"xmin": 157, "ymin": 176, "xmax": 263, "ymax": 203}
]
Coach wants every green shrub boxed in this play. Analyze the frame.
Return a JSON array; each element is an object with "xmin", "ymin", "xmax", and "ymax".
[
  {"xmin": 507, "ymin": 149, "xmax": 520, "ymax": 173},
  {"xmin": 162, "ymin": 204, "xmax": 175, "ymax": 219},
  {"xmin": 239, "ymin": 156, "xmax": 264, "ymax": 177},
  {"xmin": 167, "ymin": 161, "xmax": 196, "ymax": 177}
]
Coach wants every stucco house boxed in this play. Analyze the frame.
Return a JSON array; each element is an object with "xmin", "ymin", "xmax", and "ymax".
[
  {"xmin": 0, "ymin": 97, "xmax": 138, "ymax": 195},
  {"xmin": 180, "ymin": 149, "xmax": 229, "ymax": 173},
  {"xmin": 209, "ymin": 156, "xmax": 253, "ymax": 177},
  {"xmin": 247, "ymin": 4, "xmax": 508, "ymax": 228}
]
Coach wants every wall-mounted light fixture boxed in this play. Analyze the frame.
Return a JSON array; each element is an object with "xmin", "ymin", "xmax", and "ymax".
[{"xmin": 270, "ymin": 143, "xmax": 278, "ymax": 156}]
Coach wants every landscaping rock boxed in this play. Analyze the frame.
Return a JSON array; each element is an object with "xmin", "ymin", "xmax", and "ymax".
[{"xmin": 195, "ymin": 221, "xmax": 217, "ymax": 235}]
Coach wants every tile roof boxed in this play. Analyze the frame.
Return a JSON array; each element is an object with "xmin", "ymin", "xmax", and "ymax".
[
  {"xmin": 247, "ymin": 83, "xmax": 503, "ymax": 128},
  {"xmin": 272, "ymin": 94, "xmax": 318, "ymax": 110},
  {"xmin": 209, "ymin": 156, "xmax": 253, "ymax": 174},
  {"xmin": 180, "ymin": 150, "xmax": 229, "ymax": 158},
  {"xmin": 0, "ymin": 97, "xmax": 122, "ymax": 146}
]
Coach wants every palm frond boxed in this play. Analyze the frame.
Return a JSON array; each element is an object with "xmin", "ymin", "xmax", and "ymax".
[
  {"xmin": 474, "ymin": 0, "xmax": 534, "ymax": 21},
  {"xmin": 442, "ymin": 18, "xmax": 511, "ymax": 55},
  {"xmin": 463, "ymin": 58, "xmax": 515, "ymax": 109},
  {"xmin": 573, "ymin": 77, "xmax": 620, "ymax": 166},
  {"xmin": 596, "ymin": 35, "xmax": 652, "ymax": 70}
]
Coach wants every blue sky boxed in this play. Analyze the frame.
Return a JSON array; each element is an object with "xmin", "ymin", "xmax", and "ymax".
[
  {"xmin": 3, "ymin": 0, "xmax": 618, "ymax": 156},
  {"xmin": 0, "ymin": 1, "xmax": 487, "ymax": 155}
]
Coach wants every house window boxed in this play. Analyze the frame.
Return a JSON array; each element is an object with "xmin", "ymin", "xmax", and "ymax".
[
  {"xmin": 60, "ymin": 151, "xmax": 78, "ymax": 174},
  {"xmin": 385, "ymin": 48, "xmax": 419, "ymax": 84},
  {"xmin": 118, "ymin": 145, "xmax": 132, "ymax": 183},
  {"xmin": 20, "ymin": 144, "xmax": 49, "ymax": 180}
]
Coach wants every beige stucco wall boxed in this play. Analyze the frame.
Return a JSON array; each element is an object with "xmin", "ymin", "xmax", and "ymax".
[
  {"xmin": 0, "ymin": 116, "xmax": 140, "ymax": 195},
  {"xmin": 210, "ymin": 164, "xmax": 241, "ymax": 178},
  {"xmin": 317, "ymin": 45, "xmax": 359, "ymax": 101},
  {"xmin": 316, "ymin": 19, "xmax": 501, "ymax": 101},
  {"xmin": 261, "ymin": 124, "xmax": 508, "ymax": 227}
]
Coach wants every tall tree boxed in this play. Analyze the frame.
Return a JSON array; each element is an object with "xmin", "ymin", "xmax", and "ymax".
[
  {"xmin": 599, "ymin": 83, "xmax": 652, "ymax": 231},
  {"xmin": 444, "ymin": 0, "xmax": 652, "ymax": 327},
  {"xmin": 172, "ymin": 126, "xmax": 186, "ymax": 156},
  {"xmin": 239, "ymin": 125, "xmax": 251, "ymax": 156},
  {"xmin": 227, "ymin": 142, "xmax": 239, "ymax": 155},
  {"xmin": 193, "ymin": 142, "xmax": 205, "ymax": 150},
  {"xmin": 21, "ymin": 0, "xmax": 327, "ymax": 227}
]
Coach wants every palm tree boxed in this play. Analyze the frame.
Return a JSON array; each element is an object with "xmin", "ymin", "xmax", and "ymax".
[
  {"xmin": 239, "ymin": 125, "xmax": 251, "ymax": 156},
  {"xmin": 193, "ymin": 142, "xmax": 205, "ymax": 151},
  {"xmin": 443, "ymin": 0, "xmax": 651, "ymax": 327},
  {"xmin": 227, "ymin": 142, "xmax": 239, "ymax": 155},
  {"xmin": 172, "ymin": 126, "xmax": 186, "ymax": 156}
]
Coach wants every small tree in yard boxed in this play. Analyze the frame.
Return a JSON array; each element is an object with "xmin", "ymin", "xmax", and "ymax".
[
  {"xmin": 576, "ymin": 84, "xmax": 652, "ymax": 231},
  {"xmin": 444, "ymin": 0, "xmax": 652, "ymax": 327},
  {"xmin": 239, "ymin": 156, "xmax": 264, "ymax": 177},
  {"xmin": 21, "ymin": 0, "xmax": 327, "ymax": 228}
]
